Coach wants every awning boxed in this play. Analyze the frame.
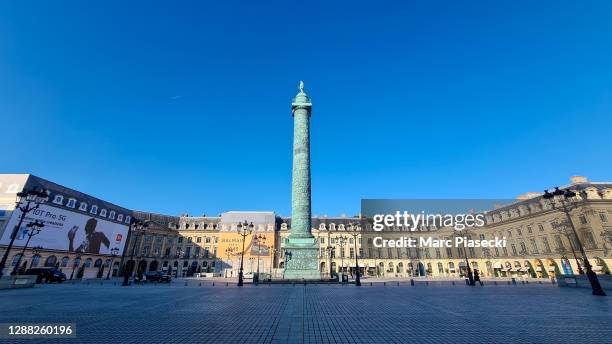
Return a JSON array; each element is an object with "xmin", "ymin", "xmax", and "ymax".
[{"xmin": 548, "ymin": 266, "xmax": 557, "ymax": 272}]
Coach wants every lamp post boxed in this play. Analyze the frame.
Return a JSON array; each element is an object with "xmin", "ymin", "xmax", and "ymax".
[
  {"xmin": 348, "ymin": 223, "xmax": 362, "ymax": 286},
  {"xmin": 237, "ymin": 221, "xmax": 253, "ymax": 287},
  {"xmin": 70, "ymin": 255, "xmax": 81, "ymax": 280},
  {"xmin": 452, "ymin": 229, "xmax": 475, "ymax": 286},
  {"xmin": 12, "ymin": 220, "xmax": 44, "ymax": 275},
  {"xmin": 551, "ymin": 219, "xmax": 584, "ymax": 275},
  {"xmin": 254, "ymin": 234, "xmax": 266, "ymax": 285},
  {"xmin": 543, "ymin": 187, "xmax": 606, "ymax": 296},
  {"xmin": 106, "ymin": 247, "xmax": 119, "ymax": 280},
  {"xmin": 122, "ymin": 219, "xmax": 147, "ymax": 286},
  {"xmin": 0, "ymin": 188, "xmax": 48, "ymax": 278}
]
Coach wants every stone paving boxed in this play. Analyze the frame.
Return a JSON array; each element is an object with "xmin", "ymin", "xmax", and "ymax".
[{"xmin": 0, "ymin": 280, "xmax": 610, "ymax": 344}]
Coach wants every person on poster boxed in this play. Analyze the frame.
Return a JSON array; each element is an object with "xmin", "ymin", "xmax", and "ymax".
[{"xmin": 67, "ymin": 218, "xmax": 110, "ymax": 254}]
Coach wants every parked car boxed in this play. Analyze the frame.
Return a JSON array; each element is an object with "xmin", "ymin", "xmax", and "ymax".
[
  {"xmin": 144, "ymin": 271, "xmax": 172, "ymax": 283},
  {"xmin": 24, "ymin": 268, "xmax": 67, "ymax": 284}
]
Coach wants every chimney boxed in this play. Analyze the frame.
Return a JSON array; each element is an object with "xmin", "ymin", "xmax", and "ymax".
[{"xmin": 570, "ymin": 176, "xmax": 588, "ymax": 184}]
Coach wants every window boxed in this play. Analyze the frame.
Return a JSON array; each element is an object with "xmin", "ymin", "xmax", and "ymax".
[
  {"xmin": 542, "ymin": 237, "xmax": 551, "ymax": 253},
  {"xmin": 79, "ymin": 202, "xmax": 88, "ymax": 211},
  {"xmin": 109, "ymin": 211, "xmax": 116, "ymax": 220},
  {"xmin": 90, "ymin": 205, "xmax": 98, "ymax": 214},
  {"xmin": 196, "ymin": 237, "xmax": 202, "ymax": 243},
  {"xmin": 100, "ymin": 209, "xmax": 107, "ymax": 217},
  {"xmin": 84, "ymin": 258, "xmax": 92, "ymax": 268},
  {"xmin": 31, "ymin": 255, "xmax": 41, "ymax": 267},
  {"xmin": 125, "ymin": 216, "xmax": 131, "ymax": 224},
  {"xmin": 178, "ymin": 237, "xmax": 183, "ymax": 243},
  {"xmin": 511, "ymin": 244, "xmax": 517, "ymax": 256},
  {"xmin": 600, "ymin": 213, "xmax": 608, "ymax": 223},
  {"xmin": 67, "ymin": 198, "xmax": 77, "ymax": 208},
  {"xmin": 11, "ymin": 254, "xmax": 23, "ymax": 267},
  {"xmin": 579, "ymin": 215, "xmax": 587, "ymax": 225},
  {"xmin": 205, "ymin": 237, "xmax": 211, "ymax": 243},
  {"xmin": 517, "ymin": 228, "xmax": 522, "ymax": 236},
  {"xmin": 320, "ymin": 237, "xmax": 325, "ymax": 244},
  {"xmin": 519, "ymin": 242, "xmax": 528, "ymax": 255},
  {"xmin": 527, "ymin": 226, "xmax": 533, "ymax": 234},
  {"xmin": 117, "ymin": 214, "xmax": 124, "ymax": 222},
  {"xmin": 60, "ymin": 257, "xmax": 70, "ymax": 267},
  {"xmin": 44, "ymin": 255, "xmax": 58, "ymax": 267},
  {"xmin": 0, "ymin": 206, "xmax": 6, "ymax": 218},
  {"xmin": 187, "ymin": 237, "xmax": 192, "ymax": 243},
  {"xmin": 538, "ymin": 224, "xmax": 544, "ymax": 232},
  {"xmin": 53, "ymin": 195, "xmax": 64, "ymax": 205},
  {"xmin": 94, "ymin": 259, "xmax": 103, "ymax": 267}
]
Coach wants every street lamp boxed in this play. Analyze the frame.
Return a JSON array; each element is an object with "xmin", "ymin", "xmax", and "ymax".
[
  {"xmin": 12, "ymin": 220, "xmax": 44, "ymax": 275},
  {"xmin": 0, "ymin": 187, "xmax": 48, "ymax": 278},
  {"xmin": 106, "ymin": 247, "xmax": 120, "ymax": 280},
  {"xmin": 254, "ymin": 234, "xmax": 266, "ymax": 285},
  {"xmin": 347, "ymin": 223, "xmax": 362, "ymax": 286},
  {"xmin": 237, "ymin": 221, "xmax": 253, "ymax": 287},
  {"xmin": 122, "ymin": 219, "xmax": 148, "ymax": 286},
  {"xmin": 542, "ymin": 187, "xmax": 606, "ymax": 296},
  {"xmin": 70, "ymin": 254, "xmax": 81, "ymax": 280},
  {"xmin": 551, "ymin": 219, "xmax": 584, "ymax": 275}
]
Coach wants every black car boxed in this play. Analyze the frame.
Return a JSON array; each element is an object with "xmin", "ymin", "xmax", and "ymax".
[
  {"xmin": 144, "ymin": 271, "xmax": 172, "ymax": 283},
  {"xmin": 24, "ymin": 268, "xmax": 67, "ymax": 284}
]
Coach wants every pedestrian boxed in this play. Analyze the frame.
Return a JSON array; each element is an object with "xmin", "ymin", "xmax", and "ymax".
[{"xmin": 474, "ymin": 269, "xmax": 483, "ymax": 286}]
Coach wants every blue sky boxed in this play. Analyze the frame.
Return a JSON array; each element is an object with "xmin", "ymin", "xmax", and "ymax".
[{"xmin": 1, "ymin": 1, "xmax": 611, "ymax": 217}]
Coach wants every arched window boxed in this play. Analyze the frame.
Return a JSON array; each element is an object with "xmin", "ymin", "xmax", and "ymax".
[
  {"xmin": 99, "ymin": 209, "xmax": 107, "ymax": 217},
  {"xmin": 79, "ymin": 202, "xmax": 88, "ymax": 211},
  {"xmin": 11, "ymin": 254, "xmax": 23, "ymax": 266},
  {"xmin": 73, "ymin": 257, "xmax": 81, "ymax": 267},
  {"xmin": 109, "ymin": 211, "xmax": 116, "ymax": 220},
  {"xmin": 60, "ymin": 257, "xmax": 70, "ymax": 267},
  {"xmin": 31, "ymin": 255, "xmax": 41, "ymax": 267},
  {"xmin": 125, "ymin": 216, "xmax": 131, "ymax": 224},
  {"xmin": 94, "ymin": 259, "xmax": 103, "ymax": 267},
  {"xmin": 84, "ymin": 258, "xmax": 93, "ymax": 268},
  {"xmin": 117, "ymin": 214, "xmax": 124, "ymax": 222},
  {"xmin": 105, "ymin": 259, "xmax": 111, "ymax": 267},
  {"xmin": 44, "ymin": 255, "xmax": 57, "ymax": 267},
  {"xmin": 66, "ymin": 198, "xmax": 77, "ymax": 208},
  {"xmin": 90, "ymin": 205, "xmax": 98, "ymax": 214}
]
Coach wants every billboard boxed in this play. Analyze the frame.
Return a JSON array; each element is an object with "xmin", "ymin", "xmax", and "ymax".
[
  {"xmin": 218, "ymin": 232, "xmax": 274, "ymax": 260},
  {"xmin": 0, "ymin": 203, "xmax": 128, "ymax": 255}
]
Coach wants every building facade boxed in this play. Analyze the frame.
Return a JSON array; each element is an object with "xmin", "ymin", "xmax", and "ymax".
[{"xmin": 3, "ymin": 174, "xmax": 611, "ymax": 281}]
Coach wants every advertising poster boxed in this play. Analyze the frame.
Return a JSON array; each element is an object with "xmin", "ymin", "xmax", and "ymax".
[{"xmin": 0, "ymin": 203, "xmax": 128, "ymax": 255}]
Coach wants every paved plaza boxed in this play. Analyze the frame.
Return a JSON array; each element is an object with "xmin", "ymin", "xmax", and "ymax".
[{"xmin": 0, "ymin": 281, "xmax": 610, "ymax": 344}]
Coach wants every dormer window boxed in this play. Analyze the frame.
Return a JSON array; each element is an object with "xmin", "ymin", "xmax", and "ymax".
[
  {"xmin": 117, "ymin": 214, "xmax": 124, "ymax": 222},
  {"xmin": 125, "ymin": 215, "xmax": 131, "ymax": 224},
  {"xmin": 100, "ymin": 209, "xmax": 107, "ymax": 217},
  {"xmin": 109, "ymin": 211, "xmax": 116, "ymax": 220},
  {"xmin": 67, "ymin": 198, "xmax": 77, "ymax": 208},
  {"xmin": 90, "ymin": 205, "xmax": 98, "ymax": 214},
  {"xmin": 53, "ymin": 195, "xmax": 64, "ymax": 205},
  {"xmin": 79, "ymin": 202, "xmax": 88, "ymax": 211}
]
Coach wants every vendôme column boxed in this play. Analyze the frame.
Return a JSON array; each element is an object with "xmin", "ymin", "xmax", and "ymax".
[{"xmin": 283, "ymin": 81, "xmax": 320, "ymax": 280}]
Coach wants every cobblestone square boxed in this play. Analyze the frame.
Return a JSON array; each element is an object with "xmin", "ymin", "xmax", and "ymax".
[{"xmin": 0, "ymin": 281, "xmax": 610, "ymax": 344}]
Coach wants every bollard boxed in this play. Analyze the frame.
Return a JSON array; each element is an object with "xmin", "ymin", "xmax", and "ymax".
[
  {"xmin": 383, "ymin": 282, "xmax": 386, "ymax": 286},
  {"xmin": 411, "ymin": 279, "xmax": 415, "ymax": 286},
  {"xmin": 212, "ymin": 282, "xmax": 215, "ymax": 286}
]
